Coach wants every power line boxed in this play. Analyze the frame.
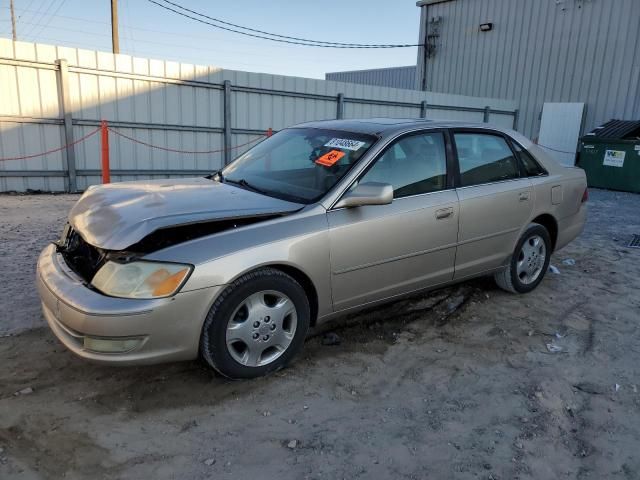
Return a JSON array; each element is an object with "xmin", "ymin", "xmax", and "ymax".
[
  {"xmin": 6, "ymin": 6, "xmax": 412, "ymax": 53},
  {"xmin": 17, "ymin": 0, "xmax": 38, "ymax": 19},
  {"xmin": 122, "ymin": 0, "xmax": 137, "ymax": 56},
  {"xmin": 27, "ymin": 0, "xmax": 66, "ymax": 40},
  {"xmin": 21, "ymin": 0, "xmax": 57, "ymax": 38},
  {"xmin": 0, "ymin": 25, "xmax": 368, "ymax": 72},
  {"xmin": 155, "ymin": 0, "xmax": 420, "ymax": 48},
  {"xmin": 0, "ymin": 19, "xmax": 379, "ymax": 70},
  {"xmin": 147, "ymin": 0, "xmax": 423, "ymax": 49}
]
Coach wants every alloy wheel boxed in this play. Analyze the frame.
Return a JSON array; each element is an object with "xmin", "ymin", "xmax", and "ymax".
[
  {"xmin": 225, "ymin": 290, "xmax": 298, "ymax": 367},
  {"xmin": 516, "ymin": 234, "xmax": 546, "ymax": 285}
]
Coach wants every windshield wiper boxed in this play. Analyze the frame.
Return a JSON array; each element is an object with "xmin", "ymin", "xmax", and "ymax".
[
  {"xmin": 226, "ymin": 178, "xmax": 270, "ymax": 196},
  {"xmin": 205, "ymin": 169, "xmax": 224, "ymax": 182}
]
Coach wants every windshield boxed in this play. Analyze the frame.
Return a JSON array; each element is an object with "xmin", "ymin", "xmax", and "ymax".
[{"xmin": 221, "ymin": 128, "xmax": 377, "ymax": 203}]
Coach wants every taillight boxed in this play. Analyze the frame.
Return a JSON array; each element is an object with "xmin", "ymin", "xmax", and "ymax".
[{"xmin": 581, "ymin": 188, "xmax": 589, "ymax": 203}]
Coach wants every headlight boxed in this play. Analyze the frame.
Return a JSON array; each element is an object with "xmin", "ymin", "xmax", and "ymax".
[{"xmin": 91, "ymin": 261, "xmax": 192, "ymax": 299}]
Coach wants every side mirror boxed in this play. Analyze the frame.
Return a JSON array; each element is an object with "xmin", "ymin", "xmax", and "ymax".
[{"xmin": 334, "ymin": 182, "xmax": 393, "ymax": 209}]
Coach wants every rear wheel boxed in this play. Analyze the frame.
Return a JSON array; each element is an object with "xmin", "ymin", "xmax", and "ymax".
[
  {"xmin": 494, "ymin": 223, "xmax": 551, "ymax": 294},
  {"xmin": 200, "ymin": 268, "xmax": 310, "ymax": 379}
]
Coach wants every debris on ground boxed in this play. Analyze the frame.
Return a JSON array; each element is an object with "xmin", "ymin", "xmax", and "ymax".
[
  {"xmin": 549, "ymin": 265, "xmax": 561, "ymax": 274},
  {"xmin": 287, "ymin": 440, "xmax": 298, "ymax": 449},
  {"xmin": 573, "ymin": 382, "xmax": 606, "ymax": 395},
  {"xmin": 203, "ymin": 458, "xmax": 216, "ymax": 466},
  {"xmin": 13, "ymin": 387, "xmax": 33, "ymax": 396},
  {"xmin": 615, "ymin": 384, "xmax": 621, "ymax": 392},
  {"xmin": 562, "ymin": 258, "xmax": 576, "ymax": 266},
  {"xmin": 179, "ymin": 420, "xmax": 198, "ymax": 433},
  {"xmin": 446, "ymin": 294, "xmax": 467, "ymax": 314},
  {"xmin": 546, "ymin": 343, "xmax": 563, "ymax": 353},
  {"xmin": 321, "ymin": 332, "xmax": 341, "ymax": 346}
]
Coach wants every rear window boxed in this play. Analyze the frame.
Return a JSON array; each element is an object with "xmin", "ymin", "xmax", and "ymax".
[{"xmin": 512, "ymin": 142, "xmax": 547, "ymax": 177}]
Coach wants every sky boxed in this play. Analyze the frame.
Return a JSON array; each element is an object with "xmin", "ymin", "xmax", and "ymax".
[{"xmin": 0, "ymin": 0, "xmax": 421, "ymax": 78}]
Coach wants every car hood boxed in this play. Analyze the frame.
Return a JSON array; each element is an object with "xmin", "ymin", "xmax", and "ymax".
[{"xmin": 68, "ymin": 177, "xmax": 303, "ymax": 250}]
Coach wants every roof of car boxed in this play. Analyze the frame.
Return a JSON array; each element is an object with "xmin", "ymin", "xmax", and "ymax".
[{"xmin": 293, "ymin": 118, "xmax": 533, "ymax": 148}]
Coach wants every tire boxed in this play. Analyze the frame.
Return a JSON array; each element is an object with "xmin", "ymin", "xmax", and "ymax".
[
  {"xmin": 494, "ymin": 223, "xmax": 552, "ymax": 294},
  {"xmin": 199, "ymin": 268, "xmax": 310, "ymax": 379}
]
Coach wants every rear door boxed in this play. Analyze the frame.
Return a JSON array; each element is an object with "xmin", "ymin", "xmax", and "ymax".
[
  {"xmin": 327, "ymin": 130, "xmax": 459, "ymax": 311},
  {"xmin": 452, "ymin": 130, "xmax": 533, "ymax": 279}
]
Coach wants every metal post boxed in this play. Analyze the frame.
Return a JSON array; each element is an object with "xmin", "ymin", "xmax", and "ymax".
[
  {"xmin": 56, "ymin": 59, "xmax": 77, "ymax": 192},
  {"xmin": 111, "ymin": 0, "xmax": 120, "ymax": 54},
  {"xmin": 10, "ymin": 0, "xmax": 17, "ymax": 41},
  {"xmin": 483, "ymin": 106, "xmax": 490, "ymax": 123},
  {"xmin": 223, "ymin": 80, "xmax": 232, "ymax": 165},
  {"xmin": 336, "ymin": 93, "xmax": 344, "ymax": 119},
  {"xmin": 512, "ymin": 109, "xmax": 519, "ymax": 131},
  {"xmin": 100, "ymin": 120, "xmax": 110, "ymax": 183},
  {"xmin": 420, "ymin": 100, "xmax": 428, "ymax": 118}
]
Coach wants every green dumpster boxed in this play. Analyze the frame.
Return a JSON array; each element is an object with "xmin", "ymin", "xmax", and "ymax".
[{"xmin": 578, "ymin": 119, "xmax": 640, "ymax": 193}]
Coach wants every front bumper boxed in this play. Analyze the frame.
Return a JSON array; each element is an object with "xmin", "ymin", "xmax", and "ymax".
[{"xmin": 36, "ymin": 244, "xmax": 224, "ymax": 365}]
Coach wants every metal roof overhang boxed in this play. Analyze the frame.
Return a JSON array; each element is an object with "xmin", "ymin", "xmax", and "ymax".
[{"xmin": 416, "ymin": 0, "xmax": 455, "ymax": 7}]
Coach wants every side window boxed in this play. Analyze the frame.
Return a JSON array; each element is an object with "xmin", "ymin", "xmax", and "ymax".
[
  {"xmin": 358, "ymin": 132, "xmax": 447, "ymax": 198},
  {"xmin": 454, "ymin": 133, "xmax": 520, "ymax": 187},
  {"xmin": 512, "ymin": 141, "xmax": 547, "ymax": 177}
]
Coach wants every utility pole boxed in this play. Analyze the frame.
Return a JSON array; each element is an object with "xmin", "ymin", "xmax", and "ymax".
[
  {"xmin": 110, "ymin": 0, "xmax": 120, "ymax": 54},
  {"xmin": 10, "ymin": 0, "xmax": 17, "ymax": 41}
]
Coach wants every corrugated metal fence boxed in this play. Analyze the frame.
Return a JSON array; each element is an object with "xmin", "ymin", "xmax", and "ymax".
[{"xmin": 0, "ymin": 39, "xmax": 518, "ymax": 192}]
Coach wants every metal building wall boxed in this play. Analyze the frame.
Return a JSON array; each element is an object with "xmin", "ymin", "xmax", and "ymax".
[
  {"xmin": 325, "ymin": 66, "xmax": 418, "ymax": 90},
  {"xmin": 416, "ymin": 0, "xmax": 640, "ymax": 139},
  {"xmin": 0, "ymin": 39, "xmax": 517, "ymax": 192}
]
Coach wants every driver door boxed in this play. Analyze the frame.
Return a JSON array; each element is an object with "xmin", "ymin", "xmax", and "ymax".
[{"xmin": 327, "ymin": 130, "xmax": 459, "ymax": 311}]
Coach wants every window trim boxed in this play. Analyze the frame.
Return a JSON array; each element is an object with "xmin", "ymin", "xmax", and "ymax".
[
  {"xmin": 330, "ymin": 128, "xmax": 453, "ymax": 207},
  {"xmin": 449, "ymin": 127, "xmax": 526, "ymax": 188}
]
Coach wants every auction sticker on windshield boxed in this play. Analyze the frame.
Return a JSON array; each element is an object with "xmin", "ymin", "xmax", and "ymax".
[
  {"xmin": 316, "ymin": 150, "xmax": 345, "ymax": 167},
  {"xmin": 325, "ymin": 138, "xmax": 366, "ymax": 151}
]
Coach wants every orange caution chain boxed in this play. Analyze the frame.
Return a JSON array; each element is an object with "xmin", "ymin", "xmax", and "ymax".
[{"xmin": 315, "ymin": 150, "xmax": 345, "ymax": 167}]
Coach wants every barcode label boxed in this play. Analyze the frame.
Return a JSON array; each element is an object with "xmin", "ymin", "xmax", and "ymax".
[{"xmin": 324, "ymin": 138, "xmax": 366, "ymax": 151}]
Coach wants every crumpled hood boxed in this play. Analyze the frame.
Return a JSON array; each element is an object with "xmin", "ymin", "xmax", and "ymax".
[{"xmin": 69, "ymin": 177, "xmax": 302, "ymax": 250}]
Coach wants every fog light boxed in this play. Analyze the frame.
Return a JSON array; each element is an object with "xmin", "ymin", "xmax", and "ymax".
[{"xmin": 83, "ymin": 336, "xmax": 143, "ymax": 353}]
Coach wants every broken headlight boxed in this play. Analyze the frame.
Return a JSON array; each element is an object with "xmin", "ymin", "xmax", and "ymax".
[{"xmin": 91, "ymin": 261, "xmax": 192, "ymax": 299}]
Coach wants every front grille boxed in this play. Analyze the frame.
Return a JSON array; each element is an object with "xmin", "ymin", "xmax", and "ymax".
[
  {"xmin": 59, "ymin": 227, "xmax": 107, "ymax": 282},
  {"xmin": 629, "ymin": 234, "xmax": 640, "ymax": 249}
]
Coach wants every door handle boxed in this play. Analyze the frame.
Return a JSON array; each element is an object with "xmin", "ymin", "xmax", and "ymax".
[
  {"xmin": 519, "ymin": 191, "xmax": 530, "ymax": 201},
  {"xmin": 435, "ymin": 207, "xmax": 454, "ymax": 220}
]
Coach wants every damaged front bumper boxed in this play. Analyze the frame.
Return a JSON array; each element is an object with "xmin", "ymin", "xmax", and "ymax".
[{"xmin": 36, "ymin": 244, "xmax": 223, "ymax": 365}]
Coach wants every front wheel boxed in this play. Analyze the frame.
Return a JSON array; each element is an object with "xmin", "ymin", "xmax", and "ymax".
[
  {"xmin": 199, "ymin": 268, "xmax": 310, "ymax": 379},
  {"xmin": 494, "ymin": 223, "xmax": 552, "ymax": 294}
]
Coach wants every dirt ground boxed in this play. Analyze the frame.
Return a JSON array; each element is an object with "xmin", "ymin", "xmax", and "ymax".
[{"xmin": 0, "ymin": 189, "xmax": 639, "ymax": 480}]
